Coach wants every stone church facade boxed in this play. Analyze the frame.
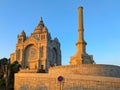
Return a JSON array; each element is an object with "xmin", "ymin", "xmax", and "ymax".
[{"xmin": 10, "ymin": 18, "xmax": 61, "ymax": 70}]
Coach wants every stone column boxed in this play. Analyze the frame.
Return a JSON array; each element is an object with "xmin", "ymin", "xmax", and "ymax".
[
  {"xmin": 76, "ymin": 7, "xmax": 86, "ymax": 55},
  {"xmin": 78, "ymin": 7, "xmax": 84, "ymax": 41}
]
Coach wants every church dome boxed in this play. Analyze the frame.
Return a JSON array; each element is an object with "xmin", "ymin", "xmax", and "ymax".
[
  {"xmin": 35, "ymin": 23, "xmax": 43, "ymax": 30},
  {"xmin": 34, "ymin": 26, "xmax": 42, "ymax": 33},
  {"xmin": 34, "ymin": 17, "xmax": 44, "ymax": 34},
  {"xmin": 20, "ymin": 30, "xmax": 26, "ymax": 37}
]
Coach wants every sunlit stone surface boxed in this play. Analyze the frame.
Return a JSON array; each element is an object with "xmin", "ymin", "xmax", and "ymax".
[{"xmin": 14, "ymin": 6, "xmax": 120, "ymax": 90}]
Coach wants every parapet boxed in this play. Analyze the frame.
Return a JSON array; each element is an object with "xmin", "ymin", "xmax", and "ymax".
[{"xmin": 49, "ymin": 64, "xmax": 120, "ymax": 78}]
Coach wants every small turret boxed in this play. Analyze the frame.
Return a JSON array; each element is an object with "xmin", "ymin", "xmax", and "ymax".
[
  {"xmin": 20, "ymin": 30, "xmax": 26, "ymax": 37},
  {"xmin": 18, "ymin": 30, "xmax": 26, "ymax": 43}
]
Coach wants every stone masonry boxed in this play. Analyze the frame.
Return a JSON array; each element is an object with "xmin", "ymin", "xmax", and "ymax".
[
  {"xmin": 70, "ymin": 7, "xmax": 94, "ymax": 65},
  {"xmin": 15, "ymin": 65, "xmax": 120, "ymax": 90},
  {"xmin": 14, "ymin": 6, "xmax": 120, "ymax": 90}
]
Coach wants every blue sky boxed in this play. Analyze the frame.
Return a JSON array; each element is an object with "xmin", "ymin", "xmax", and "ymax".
[{"xmin": 0, "ymin": 0, "xmax": 120, "ymax": 66}]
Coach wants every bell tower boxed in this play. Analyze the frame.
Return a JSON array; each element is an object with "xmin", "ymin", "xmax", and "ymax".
[{"xmin": 70, "ymin": 7, "xmax": 94, "ymax": 65}]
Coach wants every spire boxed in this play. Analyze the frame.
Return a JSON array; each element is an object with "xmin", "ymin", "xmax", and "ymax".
[
  {"xmin": 40, "ymin": 17, "xmax": 43, "ymax": 21},
  {"xmin": 34, "ymin": 17, "xmax": 45, "ymax": 33},
  {"xmin": 38, "ymin": 17, "xmax": 44, "ymax": 27}
]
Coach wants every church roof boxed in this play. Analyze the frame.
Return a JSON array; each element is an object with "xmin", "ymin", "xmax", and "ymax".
[
  {"xmin": 38, "ymin": 17, "xmax": 44, "ymax": 27},
  {"xmin": 20, "ymin": 30, "xmax": 26, "ymax": 36},
  {"xmin": 42, "ymin": 26, "xmax": 48, "ymax": 32},
  {"xmin": 34, "ymin": 17, "xmax": 46, "ymax": 33}
]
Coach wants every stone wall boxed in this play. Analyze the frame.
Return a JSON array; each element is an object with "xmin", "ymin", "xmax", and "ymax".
[
  {"xmin": 15, "ymin": 64, "xmax": 120, "ymax": 90},
  {"xmin": 49, "ymin": 64, "xmax": 120, "ymax": 78},
  {"xmin": 15, "ymin": 73, "xmax": 120, "ymax": 90}
]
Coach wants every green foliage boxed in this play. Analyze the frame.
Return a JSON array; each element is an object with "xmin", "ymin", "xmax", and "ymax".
[
  {"xmin": 0, "ymin": 73, "xmax": 5, "ymax": 88},
  {"xmin": 0, "ymin": 57, "xmax": 8, "ymax": 65},
  {"xmin": 9, "ymin": 61, "xmax": 20, "ymax": 83},
  {"xmin": 10, "ymin": 61, "xmax": 20, "ymax": 73},
  {"xmin": 0, "ymin": 59, "xmax": 21, "ymax": 89},
  {"xmin": 0, "ymin": 58, "xmax": 8, "ymax": 89}
]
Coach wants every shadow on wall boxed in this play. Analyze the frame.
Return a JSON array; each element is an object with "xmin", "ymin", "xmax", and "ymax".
[
  {"xmin": 20, "ymin": 84, "xmax": 29, "ymax": 90},
  {"xmin": 20, "ymin": 84, "xmax": 48, "ymax": 90}
]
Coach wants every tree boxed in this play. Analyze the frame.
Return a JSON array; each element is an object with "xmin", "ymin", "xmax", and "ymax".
[
  {"xmin": 0, "ymin": 57, "xmax": 8, "ymax": 89},
  {"xmin": 0, "ymin": 73, "xmax": 5, "ymax": 88},
  {"xmin": 0, "ymin": 58, "xmax": 8, "ymax": 66},
  {"xmin": 9, "ymin": 61, "xmax": 20, "ymax": 83},
  {"xmin": 6, "ymin": 61, "xmax": 21, "ymax": 90},
  {"xmin": 0, "ymin": 57, "xmax": 21, "ymax": 89}
]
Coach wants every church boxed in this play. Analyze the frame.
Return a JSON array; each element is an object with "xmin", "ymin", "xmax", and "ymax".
[
  {"xmin": 10, "ymin": 18, "xmax": 61, "ymax": 71},
  {"xmin": 12, "ymin": 6, "xmax": 120, "ymax": 90}
]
